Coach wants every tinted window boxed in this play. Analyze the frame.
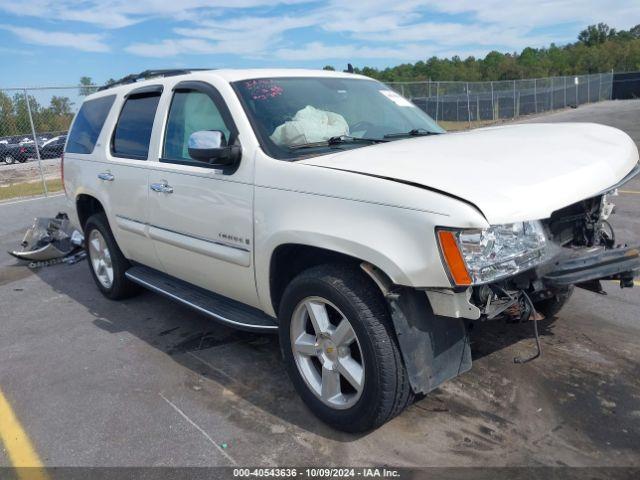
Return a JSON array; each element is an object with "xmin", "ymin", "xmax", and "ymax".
[
  {"xmin": 163, "ymin": 90, "xmax": 231, "ymax": 161},
  {"xmin": 112, "ymin": 93, "xmax": 161, "ymax": 159},
  {"xmin": 66, "ymin": 95, "xmax": 115, "ymax": 154}
]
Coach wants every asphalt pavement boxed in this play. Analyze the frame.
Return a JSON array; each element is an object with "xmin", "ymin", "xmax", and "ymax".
[{"xmin": 0, "ymin": 100, "xmax": 639, "ymax": 468}]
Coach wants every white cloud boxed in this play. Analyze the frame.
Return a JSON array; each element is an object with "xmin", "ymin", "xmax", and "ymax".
[
  {"xmin": 167, "ymin": 15, "xmax": 320, "ymax": 56},
  {"xmin": 125, "ymin": 38, "xmax": 220, "ymax": 57},
  {"xmin": 349, "ymin": 22, "xmax": 558, "ymax": 50},
  {"xmin": 0, "ymin": 25, "xmax": 110, "ymax": 52},
  {"xmin": 0, "ymin": 1, "xmax": 311, "ymax": 29},
  {"xmin": 424, "ymin": 0, "xmax": 640, "ymax": 31},
  {"xmin": 0, "ymin": 0, "xmax": 638, "ymax": 63},
  {"xmin": 274, "ymin": 42, "xmax": 435, "ymax": 61}
]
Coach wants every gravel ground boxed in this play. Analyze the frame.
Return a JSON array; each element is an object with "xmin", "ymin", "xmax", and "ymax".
[{"xmin": 0, "ymin": 157, "xmax": 60, "ymax": 186}]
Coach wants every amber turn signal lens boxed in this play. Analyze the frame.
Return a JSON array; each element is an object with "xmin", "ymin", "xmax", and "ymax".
[{"xmin": 437, "ymin": 230, "xmax": 472, "ymax": 286}]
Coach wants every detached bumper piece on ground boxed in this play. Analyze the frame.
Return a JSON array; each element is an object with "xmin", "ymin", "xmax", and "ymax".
[{"xmin": 9, "ymin": 212, "xmax": 85, "ymax": 268}]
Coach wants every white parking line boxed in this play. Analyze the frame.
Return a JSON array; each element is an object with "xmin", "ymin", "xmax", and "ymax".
[
  {"xmin": 0, "ymin": 194, "xmax": 65, "ymax": 207},
  {"xmin": 159, "ymin": 392, "xmax": 237, "ymax": 466}
]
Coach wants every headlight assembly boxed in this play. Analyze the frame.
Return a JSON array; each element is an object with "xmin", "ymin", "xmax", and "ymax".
[{"xmin": 437, "ymin": 221, "xmax": 548, "ymax": 286}]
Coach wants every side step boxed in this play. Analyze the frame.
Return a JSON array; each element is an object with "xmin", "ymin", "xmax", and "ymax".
[{"xmin": 125, "ymin": 265, "xmax": 278, "ymax": 333}]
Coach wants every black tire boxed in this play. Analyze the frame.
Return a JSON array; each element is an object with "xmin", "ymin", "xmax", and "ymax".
[
  {"xmin": 534, "ymin": 286, "xmax": 574, "ymax": 319},
  {"xmin": 3, "ymin": 155, "xmax": 14, "ymax": 165},
  {"xmin": 279, "ymin": 264, "xmax": 413, "ymax": 432},
  {"xmin": 84, "ymin": 213, "xmax": 140, "ymax": 300}
]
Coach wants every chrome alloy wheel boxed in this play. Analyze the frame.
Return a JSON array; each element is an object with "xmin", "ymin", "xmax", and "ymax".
[
  {"xmin": 290, "ymin": 297, "xmax": 365, "ymax": 409},
  {"xmin": 88, "ymin": 229, "xmax": 114, "ymax": 289}
]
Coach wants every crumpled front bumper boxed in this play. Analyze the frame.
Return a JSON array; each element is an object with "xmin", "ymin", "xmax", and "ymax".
[{"xmin": 543, "ymin": 245, "xmax": 640, "ymax": 288}]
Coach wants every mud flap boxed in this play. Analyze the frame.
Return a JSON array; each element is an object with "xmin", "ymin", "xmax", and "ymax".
[{"xmin": 387, "ymin": 287, "xmax": 472, "ymax": 395}]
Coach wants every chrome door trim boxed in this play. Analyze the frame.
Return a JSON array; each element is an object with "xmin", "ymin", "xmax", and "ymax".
[
  {"xmin": 115, "ymin": 215, "xmax": 250, "ymax": 266},
  {"xmin": 148, "ymin": 226, "xmax": 251, "ymax": 267}
]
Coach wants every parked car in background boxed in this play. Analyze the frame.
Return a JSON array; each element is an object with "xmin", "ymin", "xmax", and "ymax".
[
  {"xmin": 0, "ymin": 134, "xmax": 67, "ymax": 165},
  {"xmin": 39, "ymin": 135, "xmax": 67, "ymax": 159},
  {"xmin": 1, "ymin": 141, "xmax": 36, "ymax": 164}
]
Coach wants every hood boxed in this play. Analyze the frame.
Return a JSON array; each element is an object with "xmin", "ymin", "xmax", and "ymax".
[{"xmin": 300, "ymin": 123, "xmax": 639, "ymax": 224}]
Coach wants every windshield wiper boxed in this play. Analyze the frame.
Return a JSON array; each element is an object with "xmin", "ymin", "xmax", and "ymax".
[
  {"xmin": 288, "ymin": 135, "xmax": 387, "ymax": 151},
  {"xmin": 384, "ymin": 128, "xmax": 443, "ymax": 139}
]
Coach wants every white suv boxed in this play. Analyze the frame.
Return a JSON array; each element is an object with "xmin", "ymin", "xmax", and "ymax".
[{"xmin": 63, "ymin": 68, "xmax": 640, "ymax": 431}]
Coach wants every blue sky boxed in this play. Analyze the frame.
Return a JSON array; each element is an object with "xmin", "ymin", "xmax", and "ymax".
[{"xmin": 1, "ymin": 0, "xmax": 639, "ymax": 87}]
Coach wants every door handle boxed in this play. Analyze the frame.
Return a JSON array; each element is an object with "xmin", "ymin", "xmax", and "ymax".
[
  {"xmin": 150, "ymin": 182, "xmax": 174, "ymax": 194},
  {"xmin": 98, "ymin": 172, "xmax": 114, "ymax": 181}
]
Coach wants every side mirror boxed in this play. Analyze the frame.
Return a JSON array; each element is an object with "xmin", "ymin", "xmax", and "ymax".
[{"xmin": 188, "ymin": 130, "xmax": 241, "ymax": 166}]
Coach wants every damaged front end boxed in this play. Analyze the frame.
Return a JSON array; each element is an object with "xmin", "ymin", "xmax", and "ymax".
[
  {"xmin": 374, "ymin": 187, "xmax": 639, "ymax": 396},
  {"xmin": 472, "ymin": 190, "xmax": 639, "ymax": 325}
]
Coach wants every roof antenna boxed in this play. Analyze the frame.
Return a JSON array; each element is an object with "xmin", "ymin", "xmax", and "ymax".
[{"xmin": 346, "ymin": 63, "xmax": 354, "ymax": 74}]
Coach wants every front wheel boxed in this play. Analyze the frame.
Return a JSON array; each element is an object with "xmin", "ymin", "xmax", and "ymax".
[
  {"xmin": 279, "ymin": 264, "xmax": 413, "ymax": 432},
  {"xmin": 534, "ymin": 286, "xmax": 574, "ymax": 319},
  {"xmin": 3, "ymin": 155, "xmax": 15, "ymax": 165}
]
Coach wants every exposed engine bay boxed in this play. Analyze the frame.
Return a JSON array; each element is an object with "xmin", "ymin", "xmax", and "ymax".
[{"xmin": 470, "ymin": 190, "xmax": 638, "ymax": 324}]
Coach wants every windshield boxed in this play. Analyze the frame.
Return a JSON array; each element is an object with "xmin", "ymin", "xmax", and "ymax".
[{"xmin": 232, "ymin": 77, "xmax": 445, "ymax": 160}]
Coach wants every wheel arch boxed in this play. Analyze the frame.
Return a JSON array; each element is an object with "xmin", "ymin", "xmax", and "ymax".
[
  {"xmin": 268, "ymin": 243, "xmax": 397, "ymax": 317},
  {"xmin": 267, "ymin": 242, "xmax": 473, "ymax": 398},
  {"xmin": 76, "ymin": 193, "xmax": 105, "ymax": 230}
]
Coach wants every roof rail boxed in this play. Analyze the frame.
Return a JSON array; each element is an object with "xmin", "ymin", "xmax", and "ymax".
[{"xmin": 97, "ymin": 69, "xmax": 210, "ymax": 91}]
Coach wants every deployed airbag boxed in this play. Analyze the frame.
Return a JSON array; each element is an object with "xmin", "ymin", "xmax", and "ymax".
[{"xmin": 270, "ymin": 105, "xmax": 349, "ymax": 146}]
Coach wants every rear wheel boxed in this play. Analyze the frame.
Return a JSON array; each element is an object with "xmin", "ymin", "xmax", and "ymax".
[
  {"xmin": 279, "ymin": 264, "xmax": 413, "ymax": 432},
  {"xmin": 3, "ymin": 155, "xmax": 14, "ymax": 165},
  {"xmin": 84, "ymin": 213, "xmax": 140, "ymax": 300}
]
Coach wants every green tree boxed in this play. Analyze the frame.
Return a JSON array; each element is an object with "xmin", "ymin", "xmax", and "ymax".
[
  {"xmin": 49, "ymin": 96, "xmax": 73, "ymax": 116},
  {"xmin": 354, "ymin": 23, "xmax": 640, "ymax": 83},
  {"xmin": 79, "ymin": 76, "xmax": 96, "ymax": 96},
  {"xmin": 578, "ymin": 23, "xmax": 615, "ymax": 46},
  {"xmin": 0, "ymin": 91, "xmax": 17, "ymax": 137},
  {"xmin": 11, "ymin": 92, "xmax": 40, "ymax": 135}
]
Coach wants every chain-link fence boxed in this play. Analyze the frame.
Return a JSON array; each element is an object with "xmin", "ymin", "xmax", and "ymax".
[
  {"xmin": 0, "ymin": 86, "xmax": 90, "ymax": 201},
  {"xmin": 0, "ymin": 72, "xmax": 618, "ymax": 201},
  {"xmin": 388, "ymin": 72, "xmax": 614, "ymax": 127}
]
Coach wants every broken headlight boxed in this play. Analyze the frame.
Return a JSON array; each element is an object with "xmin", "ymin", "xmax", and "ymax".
[
  {"xmin": 600, "ymin": 188, "xmax": 617, "ymax": 221},
  {"xmin": 437, "ymin": 221, "xmax": 548, "ymax": 286}
]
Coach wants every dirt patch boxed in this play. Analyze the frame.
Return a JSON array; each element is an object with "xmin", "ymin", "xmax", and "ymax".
[{"xmin": 0, "ymin": 159, "xmax": 60, "ymax": 187}]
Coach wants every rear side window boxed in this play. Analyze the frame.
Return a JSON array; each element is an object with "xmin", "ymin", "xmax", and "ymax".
[
  {"xmin": 112, "ymin": 93, "xmax": 161, "ymax": 159},
  {"xmin": 66, "ymin": 95, "xmax": 115, "ymax": 154}
]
